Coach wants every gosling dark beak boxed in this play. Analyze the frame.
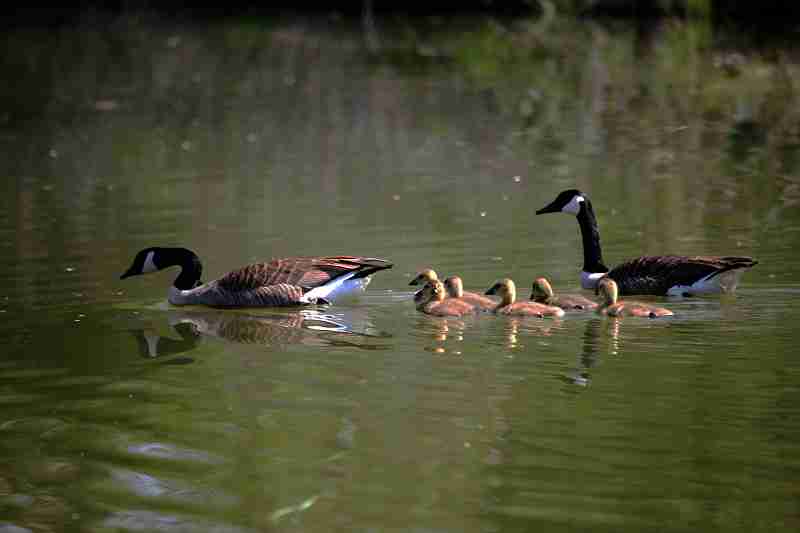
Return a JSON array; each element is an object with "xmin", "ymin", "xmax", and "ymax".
[
  {"xmin": 535, "ymin": 200, "xmax": 561, "ymax": 215},
  {"xmin": 409, "ymin": 278, "xmax": 419, "ymax": 286},
  {"xmin": 485, "ymin": 285, "xmax": 498, "ymax": 296}
]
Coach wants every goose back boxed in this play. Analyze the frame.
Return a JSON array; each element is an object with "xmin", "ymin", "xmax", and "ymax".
[
  {"xmin": 608, "ymin": 255, "xmax": 757, "ymax": 295},
  {"xmin": 217, "ymin": 256, "xmax": 391, "ymax": 292}
]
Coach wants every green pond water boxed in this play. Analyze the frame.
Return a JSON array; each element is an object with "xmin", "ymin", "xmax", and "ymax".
[{"xmin": 1, "ymin": 12, "xmax": 799, "ymax": 533}]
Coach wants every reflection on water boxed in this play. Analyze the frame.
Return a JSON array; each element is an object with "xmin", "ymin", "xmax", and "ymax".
[{"xmin": 130, "ymin": 308, "xmax": 393, "ymax": 360}]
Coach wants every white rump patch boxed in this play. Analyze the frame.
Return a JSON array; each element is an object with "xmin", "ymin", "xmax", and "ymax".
[
  {"xmin": 666, "ymin": 269, "xmax": 745, "ymax": 296},
  {"xmin": 563, "ymin": 194, "xmax": 585, "ymax": 215},
  {"xmin": 142, "ymin": 251, "xmax": 158, "ymax": 273},
  {"xmin": 581, "ymin": 271, "xmax": 606, "ymax": 289},
  {"xmin": 168, "ymin": 285, "xmax": 197, "ymax": 305},
  {"xmin": 301, "ymin": 272, "xmax": 371, "ymax": 304}
]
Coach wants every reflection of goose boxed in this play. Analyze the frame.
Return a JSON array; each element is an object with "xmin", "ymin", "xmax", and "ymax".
[
  {"xmin": 596, "ymin": 278, "xmax": 674, "ymax": 318},
  {"xmin": 530, "ymin": 277, "xmax": 597, "ymax": 311},
  {"xmin": 120, "ymin": 247, "xmax": 392, "ymax": 307},
  {"xmin": 131, "ymin": 308, "xmax": 391, "ymax": 358},
  {"xmin": 484, "ymin": 279, "xmax": 564, "ymax": 318},
  {"xmin": 132, "ymin": 322, "xmax": 200, "ymax": 359},
  {"xmin": 536, "ymin": 189, "xmax": 757, "ymax": 295}
]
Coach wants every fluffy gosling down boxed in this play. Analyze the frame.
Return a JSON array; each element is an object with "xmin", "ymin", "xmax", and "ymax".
[
  {"xmin": 530, "ymin": 277, "xmax": 598, "ymax": 311},
  {"xmin": 414, "ymin": 280, "xmax": 477, "ymax": 317},
  {"xmin": 596, "ymin": 278, "xmax": 674, "ymax": 318},
  {"xmin": 443, "ymin": 275, "xmax": 498, "ymax": 311},
  {"xmin": 485, "ymin": 278, "xmax": 565, "ymax": 318}
]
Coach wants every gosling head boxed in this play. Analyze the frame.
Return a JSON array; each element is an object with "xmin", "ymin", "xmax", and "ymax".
[
  {"xmin": 409, "ymin": 268, "xmax": 438, "ymax": 286},
  {"xmin": 596, "ymin": 277, "xmax": 618, "ymax": 306},
  {"xmin": 443, "ymin": 276, "xmax": 464, "ymax": 298},
  {"xmin": 414, "ymin": 279, "xmax": 446, "ymax": 307},
  {"xmin": 485, "ymin": 278, "xmax": 515, "ymax": 302},
  {"xmin": 530, "ymin": 277, "xmax": 554, "ymax": 303}
]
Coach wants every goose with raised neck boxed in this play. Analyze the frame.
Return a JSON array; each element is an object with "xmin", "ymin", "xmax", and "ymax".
[{"xmin": 536, "ymin": 189, "xmax": 757, "ymax": 295}]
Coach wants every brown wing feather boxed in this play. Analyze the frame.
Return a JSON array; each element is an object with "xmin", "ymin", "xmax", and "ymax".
[
  {"xmin": 216, "ymin": 256, "xmax": 392, "ymax": 292},
  {"xmin": 609, "ymin": 255, "xmax": 756, "ymax": 295}
]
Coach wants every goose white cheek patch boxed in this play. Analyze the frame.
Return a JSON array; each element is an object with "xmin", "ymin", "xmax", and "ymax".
[
  {"xmin": 142, "ymin": 251, "xmax": 158, "ymax": 273},
  {"xmin": 562, "ymin": 195, "xmax": 585, "ymax": 215}
]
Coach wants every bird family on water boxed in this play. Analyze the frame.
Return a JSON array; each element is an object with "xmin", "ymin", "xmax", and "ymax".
[{"xmin": 120, "ymin": 190, "xmax": 757, "ymax": 320}]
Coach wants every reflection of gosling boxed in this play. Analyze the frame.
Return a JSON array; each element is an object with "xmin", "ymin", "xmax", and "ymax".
[
  {"xmin": 415, "ymin": 280, "xmax": 476, "ymax": 317},
  {"xmin": 443, "ymin": 276, "xmax": 497, "ymax": 311},
  {"xmin": 484, "ymin": 279, "xmax": 564, "ymax": 318},
  {"xmin": 530, "ymin": 277, "xmax": 597, "ymax": 311},
  {"xmin": 409, "ymin": 268, "xmax": 438, "ymax": 287},
  {"xmin": 596, "ymin": 278, "xmax": 674, "ymax": 318}
]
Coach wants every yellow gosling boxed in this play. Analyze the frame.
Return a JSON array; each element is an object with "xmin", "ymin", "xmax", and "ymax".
[
  {"xmin": 409, "ymin": 268, "xmax": 438, "ymax": 286},
  {"xmin": 530, "ymin": 277, "xmax": 598, "ymax": 311},
  {"xmin": 443, "ymin": 275, "xmax": 497, "ymax": 311},
  {"xmin": 415, "ymin": 280, "xmax": 476, "ymax": 317},
  {"xmin": 596, "ymin": 278, "xmax": 674, "ymax": 318},
  {"xmin": 484, "ymin": 278, "xmax": 564, "ymax": 318}
]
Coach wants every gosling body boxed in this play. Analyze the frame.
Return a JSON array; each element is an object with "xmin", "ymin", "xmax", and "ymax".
[
  {"xmin": 443, "ymin": 276, "xmax": 497, "ymax": 311},
  {"xmin": 596, "ymin": 278, "xmax": 674, "ymax": 318},
  {"xmin": 530, "ymin": 277, "xmax": 598, "ymax": 311},
  {"xmin": 415, "ymin": 280, "xmax": 476, "ymax": 317},
  {"xmin": 485, "ymin": 278, "xmax": 565, "ymax": 318}
]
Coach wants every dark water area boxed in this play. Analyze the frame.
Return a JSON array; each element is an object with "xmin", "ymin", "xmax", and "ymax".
[{"xmin": 1, "ymin": 10, "xmax": 799, "ymax": 533}]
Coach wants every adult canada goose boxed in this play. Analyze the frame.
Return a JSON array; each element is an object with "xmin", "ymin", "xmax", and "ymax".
[
  {"xmin": 530, "ymin": 277, "xmax": 598, "ymax": 311},
  {"xmin": 484, "ymin": 278, "xmax": 565, "ymax": 318},
  {"xmin": 536, "ymin": 189, "xmax": 757, "ymax": 295},
  {"xmin": 120, "ymin": 247, "xmax": 392, "ymax": 307},
  {"xmin": 443, "ymin": 275, "xmax": 498, "ymax": 311},
  {"xmin": 596, "ymin": 278, "xmax": 673, "ymax": 318},
  {"xmin": 414, "ymin": 279, "xmax": 476, "ymax": 317}
]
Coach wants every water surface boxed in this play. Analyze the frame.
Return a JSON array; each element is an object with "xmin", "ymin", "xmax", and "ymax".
[{"xmin": 1, "ymin": 12, "xmax": 799, "ymax": 533}]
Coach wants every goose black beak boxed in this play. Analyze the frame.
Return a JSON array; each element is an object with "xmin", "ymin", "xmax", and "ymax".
[
  {"xmin": 120, "ymin": 268, "xmax": 136, "ymax": 280},
  {"xmin": 535, "ymin": 200, "xmax": 561, "ymax": 215}
]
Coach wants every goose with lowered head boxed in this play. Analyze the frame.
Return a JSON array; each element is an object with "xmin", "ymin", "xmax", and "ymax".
[
  {"xmin": 536, "ymin": 189, "xmax": 757, "ymax": 296},
  {"xmin": 120, "ymin": 247, "xmax": 392, "ymax": 307}
]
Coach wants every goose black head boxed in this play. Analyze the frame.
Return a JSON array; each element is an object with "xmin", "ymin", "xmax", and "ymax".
[
  {"xmin": 536, "ymin": 189, "xmax": 586, "ymax": 216},
  {"xmin": 120, "ymin": 247, "xmax": 161, "ymax": 279}
]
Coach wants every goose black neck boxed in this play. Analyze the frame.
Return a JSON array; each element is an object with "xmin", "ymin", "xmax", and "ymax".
[
  {"xmin": 576, "ymin": 200, "xmax": 608, "ymax": 274},
  {"xmin": 160, "ymin": 247, "xmax": 203, "ymax": 290}
]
